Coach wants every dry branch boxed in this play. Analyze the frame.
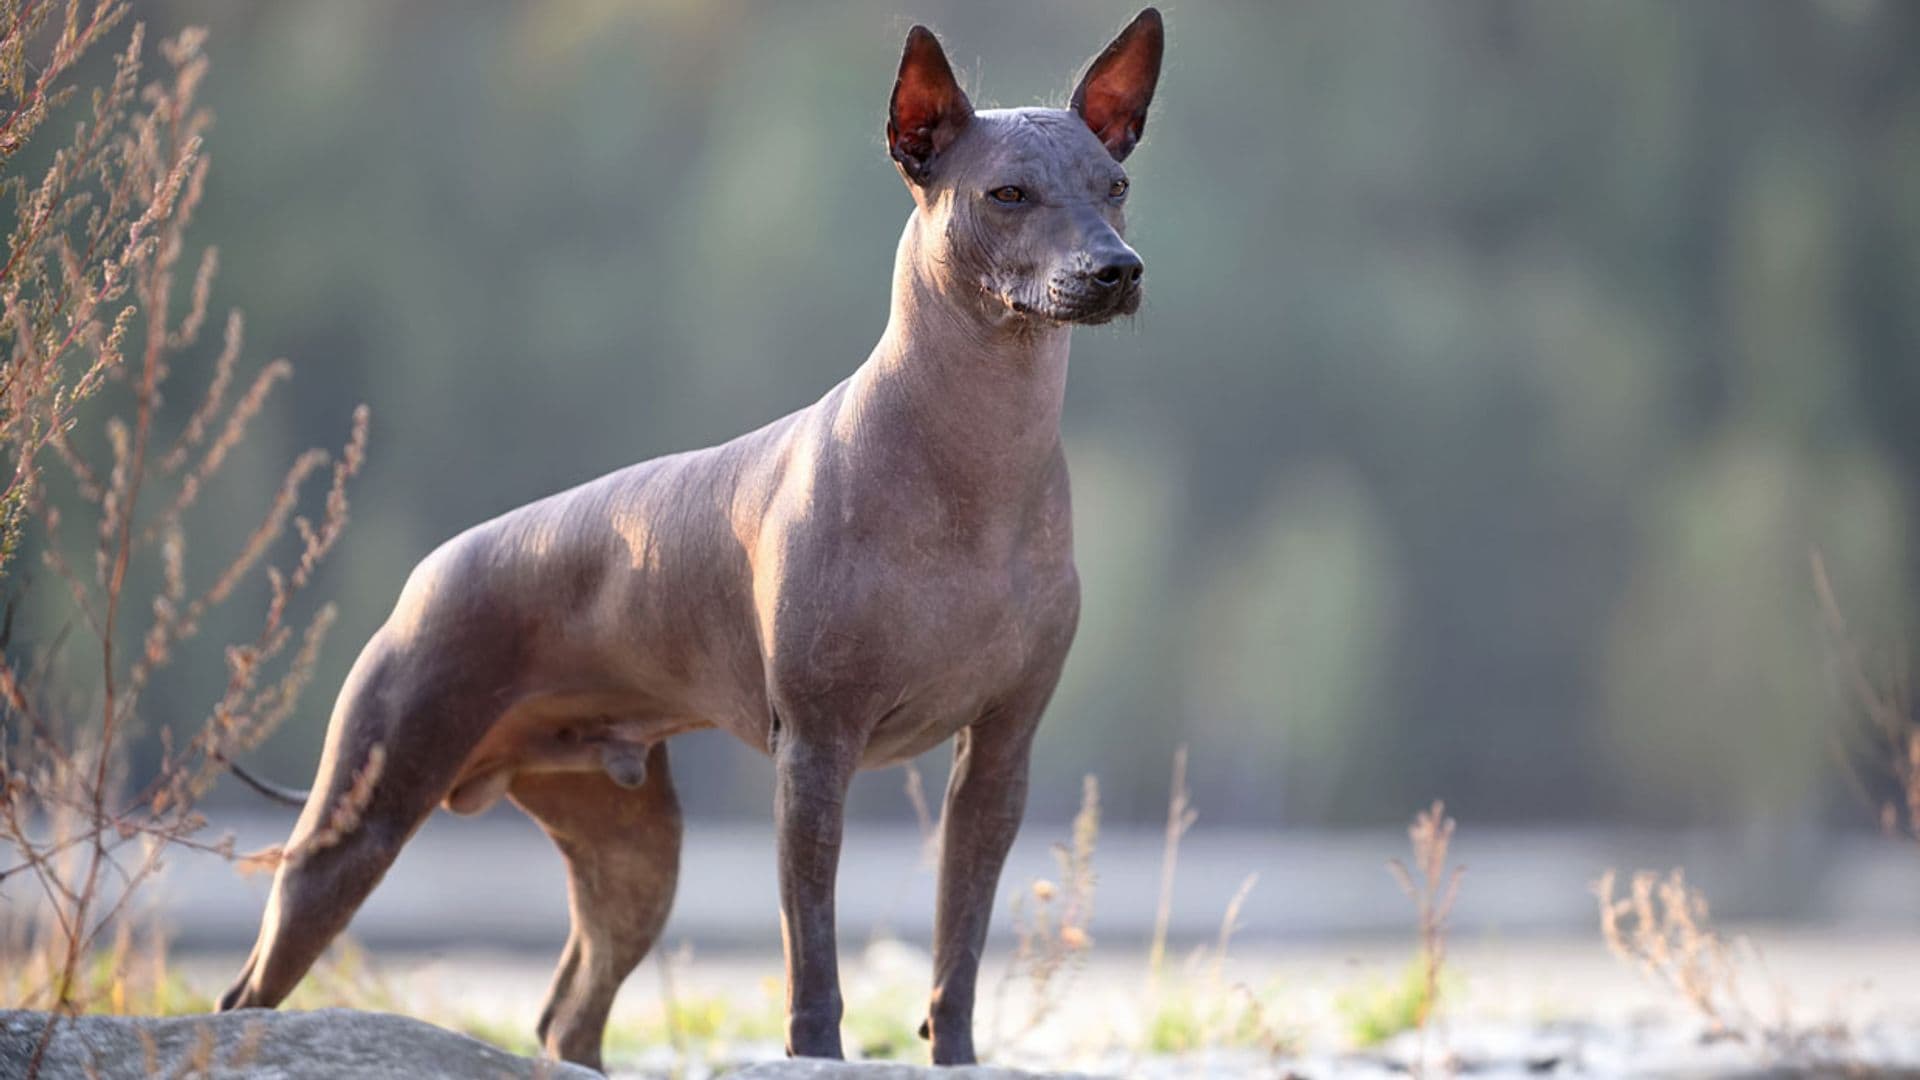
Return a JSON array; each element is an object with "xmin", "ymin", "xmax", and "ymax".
[{"xmin": 0, "ymin": 12, "xmax": 368, "ymax": 1069}]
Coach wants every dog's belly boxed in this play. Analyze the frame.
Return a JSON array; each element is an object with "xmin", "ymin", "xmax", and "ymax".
[{"xmin": 440, "ymin": 690, "xmax": 709, "ymax": 815}]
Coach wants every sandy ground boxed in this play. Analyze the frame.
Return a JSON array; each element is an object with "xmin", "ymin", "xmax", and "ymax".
[
  {"xmin": 30, "ymin": 816, "xmax": 1920, "ymax": 1074},
  {"xmin": 171, "ymin": 929, "xmax": 1920, "ymax": 1078}
]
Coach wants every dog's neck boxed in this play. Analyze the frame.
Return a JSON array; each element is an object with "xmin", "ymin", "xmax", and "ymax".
[{"xmin": 843, "ymin": 215, "xmax": 1072, "ymax": 501}]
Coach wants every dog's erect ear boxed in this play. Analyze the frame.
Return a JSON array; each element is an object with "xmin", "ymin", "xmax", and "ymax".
[
  {"xmin": 1071, "ymin": 8, "xmax": 1164, "ymax": 162},
  {"xmin": 888, "ymin": 25, "xmax": 973, "ymax": 185}
]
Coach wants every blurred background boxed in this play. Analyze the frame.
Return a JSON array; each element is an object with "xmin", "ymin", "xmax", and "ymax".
[{"xmin": 21, "ymin": 1, "xmax": 1920, "ymax": 944}]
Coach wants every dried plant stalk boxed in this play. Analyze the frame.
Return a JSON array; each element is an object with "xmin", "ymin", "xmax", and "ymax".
[
  {"xmin": 1387, "ymin": 800, "xmax": 1464, "ymax": 1074},
  {"xmin": 992, "ymin": 773, "xmax": 1099, "ymax": 1050},
  {"xmin": 1812, "ymin": 549, "xmax": 1920, "ymax": 848},
  {"xmin": 902, "ymin": 760, "xmax": 938, "ymax": 869},
  {"xmin": 0, "ymin": 12, "xmax": 368, "ymax": 1076},
  {"xmin": 1598, "ymin": 870, "xmax": 1855, "ymax": 1066},
  {"xmin": 1597, "ymin": 868, "xmax": 1749, "ymax": 1040},
  {"xmin": 284, "ymin": 745, "xmax": 385, "ymax": 867},
  {"xmin": 1147, "ymin": 742, "xmax": 1196, "ymax": 991}
]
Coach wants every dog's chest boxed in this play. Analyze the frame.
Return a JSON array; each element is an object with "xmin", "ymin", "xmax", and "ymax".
[
  {"xmin": 761, "ymin": 514, "xmax": 1076, "ymax": 761},
  {"xmin": 855, "ymin": 555, "xmax": 1072, "ymax": 764}
]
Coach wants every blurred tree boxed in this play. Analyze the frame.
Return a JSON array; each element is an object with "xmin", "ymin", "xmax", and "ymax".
[{"xmin": 24, "ymin": 0, "xmax": 1909, "ymax": 827}]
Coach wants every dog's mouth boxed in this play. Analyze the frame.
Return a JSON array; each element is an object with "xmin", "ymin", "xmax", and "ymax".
[{"xmin": 1007, "ymin": 280, "xmax": 1143, "ymax": 326}]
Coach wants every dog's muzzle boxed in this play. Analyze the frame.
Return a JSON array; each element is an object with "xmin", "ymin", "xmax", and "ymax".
[{"xmin": 1043, "ymin": 259, "xmax": 1144, "ymax": 324}]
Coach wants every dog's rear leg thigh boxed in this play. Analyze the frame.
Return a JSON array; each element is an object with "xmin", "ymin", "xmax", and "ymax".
[{"xmin": 513, "ymin": 742, "xmax": 681, "ymax": 1070}]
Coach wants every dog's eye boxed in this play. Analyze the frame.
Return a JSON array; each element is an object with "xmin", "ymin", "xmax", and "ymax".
[
  {"xmin": 989, "ymin": 186, "xmax": 1026, "ymax": 205},
  {"xmin": 1109, "ymin": 178, "xmax": 1129, "ymax": 200}
]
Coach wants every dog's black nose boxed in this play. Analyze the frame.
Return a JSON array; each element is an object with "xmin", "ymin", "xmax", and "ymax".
[{"xmin": 1089, "ymin": 253, "xmax": 1144, "ymax": 290}]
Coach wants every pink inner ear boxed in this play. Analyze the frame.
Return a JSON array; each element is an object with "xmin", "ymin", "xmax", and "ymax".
[
  {"xmin": 1081, "ymin": 84, "xmax": 1142, "ymax": 145},
  {"xmin": 1072, "ymin": 14, "xmax": 1162, "ymax": 157},
  {"xmin": 890, "ymin": 30, "xmax": 972, "ymax": 170},
  {"xmin": 897, "ymin": 75, "xmax": 957, "ymax": 146}
]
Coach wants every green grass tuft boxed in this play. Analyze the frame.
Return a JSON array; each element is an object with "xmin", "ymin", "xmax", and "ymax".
[
  {"xmin": 1336, "ymin": 962, "xmax": 1434, "ymax": 1048},
  {"xmin": 453, "ymin": 1013, "xmax": 539, "ymax": 1055},
  {"xmin": 1146, "ymin": 993, "xmax": 1207, "ymax": 1054},
  {"xmin": 75, "ymin": 951, "xmax": 214, "ymax": 1017},
  {"xmin": 843, "ymin": 997, "xmax": 922, "ymax": 1061}
]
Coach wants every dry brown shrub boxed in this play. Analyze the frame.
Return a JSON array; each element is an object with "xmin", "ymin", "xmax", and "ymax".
[
  {"xmin": 283, "ymin": 743, "xmax": 385, "ymax": 867},
  {"xmin": 1595, "ymin": 867, "xmax": 1852, "ymax": 1065},
  {"xmin": 1147, "ymin": 743, "xmax": 1196, "ymax": 992},
  {"xmin": 224, "ymin": 1017, "xmax": 266, "ymax": 1069},
  {"xmin": 901, "ymin": 759, "xmax": 938, "ymax": 870},
  {"xmin": 1812, "ymin": 550, "xmax": 1920, "ymax": 847},
  {"xmin": 1387, "ymin": 800, "xmax": 1464, "ymax": 1074},
  {"xmin": 166, "ymin": 1020, "xmax": 215, "ymax": 1079},
  {"xmin": 0, "ymin": 6, "xmax": 368, "ymax": 1074},
  {"xmin": 992, "ymin": 772, "xmax": 1099, "ymax": 1050},
  {"xmin": 1597, "ymin": 868, "xmax": 1747, "ymax": 1040}
]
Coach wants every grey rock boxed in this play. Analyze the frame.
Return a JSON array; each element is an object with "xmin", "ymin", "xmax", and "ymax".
[{"xmin": 0, "ymin": 1008, "xmax": 600, "ymax": 1079}]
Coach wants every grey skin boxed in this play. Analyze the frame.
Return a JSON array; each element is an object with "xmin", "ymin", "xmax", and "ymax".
[{"xmin": 218, "ymin": 9, "xmax": 1163, "ymax": 1070}]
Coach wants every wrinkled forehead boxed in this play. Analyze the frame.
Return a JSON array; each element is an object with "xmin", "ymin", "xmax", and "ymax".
[{"xmin": 948, "ymin": 107, "xmax": 1118, "ymax": 186}]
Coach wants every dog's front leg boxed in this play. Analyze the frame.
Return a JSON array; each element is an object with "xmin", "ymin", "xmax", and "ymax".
[
  {"xmin": 924, "ymin": 717, "xmax": 1038, "ymax": 1064},
  {"xmin": 773, "ymin": 724, "xmax": 859, "ymax": 1058}
]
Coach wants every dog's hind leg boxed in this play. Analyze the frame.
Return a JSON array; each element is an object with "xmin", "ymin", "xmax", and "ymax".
[
  {"xmin": 512, "ymin": 741, "xmax": 681, "ymax": 1069},
  {"xmin": 217, "ymin": 635, "xmax": 499, "ymax": 1013}
]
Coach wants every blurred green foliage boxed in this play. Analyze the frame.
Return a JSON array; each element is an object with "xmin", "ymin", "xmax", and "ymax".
[
  {"xmin": 1336, "ymin": 961, "xmax": 1438, "ymax": 1050},
  {"xmin": 24, "ymin": 1, "xmax": 1919, "ymax": 827}
]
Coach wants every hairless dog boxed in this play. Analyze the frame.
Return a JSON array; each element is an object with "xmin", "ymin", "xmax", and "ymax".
[{"xmin": 219, "ymin": 10, "xmax": 1163, "ymax": 1069}]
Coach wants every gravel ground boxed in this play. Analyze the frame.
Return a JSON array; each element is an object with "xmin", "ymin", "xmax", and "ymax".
[{"xmin": 171, "ymin": 929, "xmax": 1920, "ymax": 1078}]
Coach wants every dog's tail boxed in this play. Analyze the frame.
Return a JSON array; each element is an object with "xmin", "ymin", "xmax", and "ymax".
[{"xmin": 219, "ymin": 755, "xmax": 311, "ymax": 808}]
